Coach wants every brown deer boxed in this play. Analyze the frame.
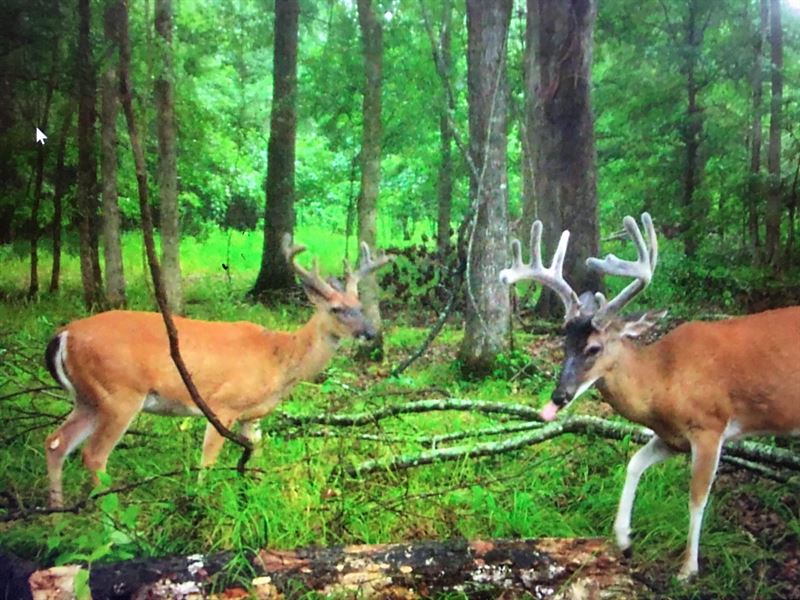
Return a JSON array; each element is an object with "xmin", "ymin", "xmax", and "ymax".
[
  {"xmin": 500, "ymin": 213, "xmax": 800, "ymax": 579},
  {"xmin": 43, "ymin": 236, "xmax": 392, "ymax": 508}
]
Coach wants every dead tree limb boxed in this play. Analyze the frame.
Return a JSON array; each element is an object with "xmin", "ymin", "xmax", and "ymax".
[{"xmin": 115, "ymin": 0, "xmax": 251, "ymax": 473}]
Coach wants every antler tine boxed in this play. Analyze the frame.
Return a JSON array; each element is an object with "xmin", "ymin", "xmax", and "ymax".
[
  {"xmin": 344, "ymin": 241, "xmax": 394, "ymax": 294},
  {"xmin": 499, "ymin": 220, "xmax": 580, "ymax": 320},
  {"xmin": 282, "ymin": 233, "xmax": 336, "ymax": 295},
  {"xmin": 587, "ymin": 212, "xmax": 657, "ymax": 318}
]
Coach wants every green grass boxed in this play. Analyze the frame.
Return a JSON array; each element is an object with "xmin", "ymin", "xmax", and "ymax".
[{"xmin": 0, "ymin": 231, "xmax": 797, "ymax": 599}]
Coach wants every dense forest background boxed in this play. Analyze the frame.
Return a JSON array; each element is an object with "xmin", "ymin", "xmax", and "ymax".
[{"xmin": 2, "ymin": 0, "xmax": 800, "ymax": 598}]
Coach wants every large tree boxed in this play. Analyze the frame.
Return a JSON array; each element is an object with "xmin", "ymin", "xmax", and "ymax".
[
  {"xmin": 251, "ymin": 0, "xmax": 299, "ymax": 298},
  {"xmin": 155, "ymin": 0, "xmax": 182, "ymax": 312},
  {"xmin": 523, "ymin": 0, "xmax": 600, "ymax": 318},
  {"xmin": 356, "ymin": 0, "xmax": 385, "ymax": 360},
  {"xmin": 458, "ymin": 0, "xmax": 512, "ymax": 375}
]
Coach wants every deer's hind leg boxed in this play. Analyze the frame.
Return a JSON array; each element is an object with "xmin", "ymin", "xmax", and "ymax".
[{"xmin": 46, "ymin": 400, "xmax": 97, "ymax": 508}]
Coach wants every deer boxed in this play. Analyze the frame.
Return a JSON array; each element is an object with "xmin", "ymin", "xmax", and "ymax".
[
  {"xmin": 43, "ymin": 236, "xmax": 392, "ymax": 509},
  {"xmin": 500, "ymin": 213, "xmax": 800, "ymax": 579}
]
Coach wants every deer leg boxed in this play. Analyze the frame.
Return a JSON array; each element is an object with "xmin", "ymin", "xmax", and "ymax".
[
  {"xmin": 240, "ymin": 419, "xmax": 263, "ymax": 456},
  {"xmin": 679, "ymin": 432, "xmax": 723, "ymax": 580},
  {"xmin": 46, "ymin": 402, "xmax": 97, "ymax": 509},
  {"xmin": 80, "ymin": 401, "xmax": 141, "ymax": 490},
  {"xmin": 614, "ymin": 435, "xmax": 675, "ymax": 553},
  {"xmin": 201, "ymin": 415, "xmax": 236, "ymax": 470}
]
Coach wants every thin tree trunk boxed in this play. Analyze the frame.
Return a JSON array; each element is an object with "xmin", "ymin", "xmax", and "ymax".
[
  {"xmin": 251, "ymin": 0, "xmax": 299, "ymax": 298},
  {"xmin": 747, "ymin": 0, "xmax": 768, "ymax": 255},
  {"xmin": 356, "ymin": 0, "xmax": 385, "ymax": 361},
  {"xmin": 526, "ymin": 0, "xmax": 600, "ymax": 318},
  {"xmin": 436, "ymin": 0, "xmax": 453, "ymax": 257},
  {"xmin": 155, "ymin": 0, "xmax": 182, "ymax": 312},
  {"xmin": 458, "ymin": 0, "xmax": 512, "ymax": 375},
  {"xmin": 76, "ymin": 0, "xmax": 104, "ymax": 309},
  {"xmin": 28, "ymin": 51, "xmax": 58, "ymax": 299},
  {"xmin": 764, "ymin": 0, "xmax": 783, "ymax": 267},
  {"xmin": 50, "ymin": 107, "xmax": 74, "ymax": 293},
  {"xmin": 102, "ymin": 0, "xmax": 126, "ymax": 307}
]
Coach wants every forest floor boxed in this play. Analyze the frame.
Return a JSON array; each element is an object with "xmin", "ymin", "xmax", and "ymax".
[{"xmin": 1, "ymin": 234, "xmax": 799, "ymax": 599}]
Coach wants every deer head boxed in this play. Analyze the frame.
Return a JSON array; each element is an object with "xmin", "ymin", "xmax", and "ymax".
[
  {"xmin": 282, "ymin": 234, "xmax": 393, "ymax": 341},
  {"xmin": 500, "ymin": 213, "xmax": 664, "ymax": 420}
]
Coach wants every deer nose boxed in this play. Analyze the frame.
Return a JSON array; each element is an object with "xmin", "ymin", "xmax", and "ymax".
[
  {"xmin": 551, "ymin": 388, "xmax": 572, "ymax": 407},
  {"xmin": 358, "ymin": 324, "xmax": 377, "ymax": 341}
]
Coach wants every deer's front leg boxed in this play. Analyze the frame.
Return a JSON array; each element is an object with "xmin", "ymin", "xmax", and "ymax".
[
  {"xmin": 614, "ymin": 435, "xmax": 675, "ymax": 553},
  {"xmin": 679, "ymin": 432, "xmax": 723, "ymax": 580}
]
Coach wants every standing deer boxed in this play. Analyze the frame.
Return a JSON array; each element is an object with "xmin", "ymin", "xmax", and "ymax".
[
  {"xmin": 500, "ymin": 213, "xmax": 800, "ymax": 579},
  {"xmin": 43, "ymin": 237, "xmax": 392, "ymax": 508}
]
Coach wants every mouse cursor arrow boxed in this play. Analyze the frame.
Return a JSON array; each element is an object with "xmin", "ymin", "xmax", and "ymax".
[{"xmin": 36, "ymin": 128, "xmax": 47, "ymax": 145}]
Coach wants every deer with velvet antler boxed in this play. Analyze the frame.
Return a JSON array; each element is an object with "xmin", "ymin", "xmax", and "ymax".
[
  {"xmin": 43, "ymin": 237, "xmax": 392, "ymax": 508},
  {"xmin": 501, "ymin": 213, "xmax": 800, "ymax": 579}
]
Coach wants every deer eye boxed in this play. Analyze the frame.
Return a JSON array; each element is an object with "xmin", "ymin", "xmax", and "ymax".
[
  {"xmin": 585, "ymin": 344, "xmax": 602, "ymax": 357},
  {"xmin": 330, "ymin": 307, "xmax": 344, "ymax": 315}
]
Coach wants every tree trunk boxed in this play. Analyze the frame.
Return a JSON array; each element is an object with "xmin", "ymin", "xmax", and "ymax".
[
  {"xmin": 680, "ymin": 0, "xmax": 707, "ymax": 259},
  {"xmin": 17, "ymin": 538, "xmax": 638, "ymax": 598},
  {"xmin": 155, "ymin": 0, "xmax": 182, "ymax": 312},
  {"xmin": 458, "ymin": 0, "xmax": 512, "ymax": 376},
  {"xmin": 251, "ymin": 0, "xmax": 299, "ymax": 299},
  {"xmin": 436, "ymin": 0, "xmax": 454, "ymax": 257},
  {"xmin": 76, "ymin": 0, "xmax": 104, "ymax": 309},
  {"xmin": 525, "ymin": 0, "xmax": 600, "ymax": 319},
  {"xmin": 101, "ymin": 0, "xmax": 126, "ymax": 307},
  {"xmin": 356, "ymin": 0, "xmax": 385, "ymax": 361},
  {"xmin": 50, "ymin": 107, "xmax": 74, "ymax": 294},
  {"xmin": 747, "ymin": 0, "xmax": 768, "ymax": 255},
  {"xmin": 28, "ymin": 51, "xmax": 57, "ymax": 300},
  {"xmin": 764, "ymin": 0, "xmax": 783, "ymax": 267}
]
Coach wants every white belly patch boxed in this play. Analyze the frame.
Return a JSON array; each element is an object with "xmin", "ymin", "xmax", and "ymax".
[{"xmin": 142, "ymin": 393, "xmax": 203, "ymax": 416}]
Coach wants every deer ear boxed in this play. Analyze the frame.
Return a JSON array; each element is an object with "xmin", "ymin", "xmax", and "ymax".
[{"xmin": 621, "ymin": 309, "xmax": 667, "ymax": 338}]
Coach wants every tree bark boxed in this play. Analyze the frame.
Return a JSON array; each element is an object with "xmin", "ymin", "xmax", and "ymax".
[
  {"xmin": 155, "ymin": 0, "xmax": 182, "ymax": 312},
  {"xmin": 49, "ymin": 107, "xmax": 74, "ymax": 294},
  {"xmin": 747, "ymin": 0, "xmax": 768, "ymax": 255},
  {"xmin": 18, "ymin": 538, "xmax": 638, "ymax": 598},
  {"xmin": 436, "ymin": 0, "xmax": 454, "ymax": 257},
  {"xmin": 251, "ymin": 0, "xmax": 299, "ymax": 299},
  {"xmin": 356, "ymin": 0, "xmax": 385, "ymax": 361},
  {"xmin": 458, "ymin": 0, "xmax": 512, "ymax": 375},
  {"xmin": 764, "ymin": 0, "xmax": 783, "ymax": 267},
  {"xmin": 102, "ymin": 0, "xmax": 126, "ymax": 307},
  {"xmin": 525, "ymin": 0, "xmax": 600, "ymax": 318},
  {"xmin": 76, "ymin": 0, "xmax": 104, "ymax": 309}
]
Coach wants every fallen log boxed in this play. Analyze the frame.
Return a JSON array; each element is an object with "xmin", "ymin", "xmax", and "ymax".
[{"xmin": 12, "ymin": 538, "xmax": 639, "ymax": 599}]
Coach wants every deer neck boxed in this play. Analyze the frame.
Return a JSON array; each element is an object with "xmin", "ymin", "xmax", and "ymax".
[
  {"xmin": 281, "ymin": 312, "xmax": 339, "ymax": 384},
  {"xmin": 597, "ymin": 340, "xmax": 660, "ymax": 427}
]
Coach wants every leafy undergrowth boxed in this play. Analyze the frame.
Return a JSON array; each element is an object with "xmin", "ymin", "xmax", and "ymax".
[{"xmin": 1, "ymin": 245, "xmax": 798, "ymax": 599}]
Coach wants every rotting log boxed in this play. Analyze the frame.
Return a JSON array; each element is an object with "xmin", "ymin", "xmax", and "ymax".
[{"xmin": 11, "ymin": 538, "xmax": 639, "ymax": 599}]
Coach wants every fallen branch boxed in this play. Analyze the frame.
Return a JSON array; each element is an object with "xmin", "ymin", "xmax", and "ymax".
[{"xmin": 271, "ymin": 398, "xmax": 542, "ymax": 429}]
